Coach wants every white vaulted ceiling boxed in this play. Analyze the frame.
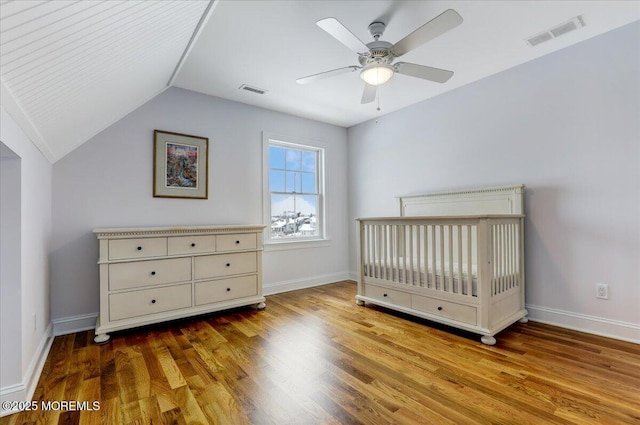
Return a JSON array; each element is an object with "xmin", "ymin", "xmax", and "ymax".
[
  {"xmin": 0, "ymin": 0, "xmax": 212, "ymax": 161},
  {"xmin": 1, "ymin": 1, "xmax": 638, "ymax": 162}
]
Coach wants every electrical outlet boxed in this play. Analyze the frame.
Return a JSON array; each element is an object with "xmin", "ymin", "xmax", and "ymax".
[{"xmin": 596, "ymin": 283, "xmax": 608, "ymax": 299}]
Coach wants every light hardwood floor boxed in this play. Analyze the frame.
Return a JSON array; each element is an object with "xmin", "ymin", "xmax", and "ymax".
[{"xmin": 2, "ymin": 281, "xmax": 639, "ymax": 425}]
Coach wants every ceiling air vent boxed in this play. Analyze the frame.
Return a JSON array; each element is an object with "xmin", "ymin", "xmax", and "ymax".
[
  {"xmin": 525, "ymin": 16, "xmax": 585, "ymax": 47},
  {"xmin": 239, "ymin": 84, "xmax": 267, "ymax": 95}
]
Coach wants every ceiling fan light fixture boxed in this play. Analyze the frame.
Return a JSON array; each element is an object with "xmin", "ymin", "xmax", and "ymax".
[{"xmin": 360, "ymin": 64, "xmax": 394, "ymax": 86}]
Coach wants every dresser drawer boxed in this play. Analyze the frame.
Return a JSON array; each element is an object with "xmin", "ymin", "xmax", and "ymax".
[
  {"xmin": 109, "ymin": 237, "xmax": 166, "ymax": 260},
  {"xmin": 195, "ymin": 275, "xmax": 258, "ymax": 306},
  {"xmin": 412, "ymin": 295, "xmax": 477, "ymax": 325},
  {"xmin": 194, "ymin": 252, "xmax": 257, "ymax": 279},
  {"xmin": 365, "ymin": 284, "xmax": 411, "ymax": 308},
  {"xmin": 109, "ymin": 284, "xmax": 192, "ymax": 321},
  {"xmin": 167, "ymin": 235, "xmax": 216, "ymax": 255},
  {"xmin": 216, "ymin": 233, "xmax": 257, "ymax": 252},
  {"xmin": 108, "ymin": 258, "xmax": 191, "ymax": 291}
]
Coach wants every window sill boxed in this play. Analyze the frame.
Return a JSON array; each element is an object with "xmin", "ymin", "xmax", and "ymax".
[{"xmin": 264, "ymin": 239, "xmax": 331, "ymax": 252}]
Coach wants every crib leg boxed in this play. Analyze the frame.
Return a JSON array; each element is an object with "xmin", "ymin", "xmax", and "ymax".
[
  {"xmin": 518, "ymin": 316, "xmax": 529, "ymax": 324},
  {"xmin": 356, "ymin": 299, "xmax": 365, "ymax": 306},
  {"xmin": 481, "ymin": 335, "xmax": 497, "ymax": 346}
]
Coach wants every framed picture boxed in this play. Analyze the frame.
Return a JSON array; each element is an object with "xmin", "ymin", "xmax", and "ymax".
[{"xmin": 153, "ymin": 130, "xmax": 209, "ymax": 199}]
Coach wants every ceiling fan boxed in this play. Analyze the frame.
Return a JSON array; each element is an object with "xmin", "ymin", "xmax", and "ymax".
[{"xmin": 296, "ymin": 9, "xmax": 463, "ymax": 104}]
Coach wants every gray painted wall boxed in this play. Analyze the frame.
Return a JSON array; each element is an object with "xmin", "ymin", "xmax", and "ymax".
[
  {"xmin": 1, "ymin": 149, "xmax": 21, "ymax": 387},
  {"xmin": 51, "ymin": 88, "xmax": 349, "ymax": 321},
  {"xmin": 348, "ymin": 22, "xmax": 640, "ymax": 332},
  {"xmin": 0, "ymin": 108, "xmax": 52, "ymax": 391}
]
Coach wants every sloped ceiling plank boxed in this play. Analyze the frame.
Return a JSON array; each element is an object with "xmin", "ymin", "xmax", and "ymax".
[{"xmin": 0, "ymin": 0, "xmax": 211, "ymax": 162}]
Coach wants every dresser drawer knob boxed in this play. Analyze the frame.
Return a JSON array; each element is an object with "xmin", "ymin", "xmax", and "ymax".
[
  {"xmin": 437, "ymin": 306, "xmax": 443, "ymax": 311},
  {"xmin": 226, "ymin": 263, "xmax": 231, "ymax": 267},
  {"xmin": 151, "ymin": 299, "xmax": 156, "ymax": 304},
  {"xmin": 137, "ymin": 246, "xmax": 142, "ymax": 251},
  {"xmin": 150, "ymin": 271, "xmax": 156, "ymax": 276},
  {"xmin": 226, "ymin": 288, "xmax": 231, "ymax": 292},
  {"xmin": 236, "ymin": 240, "xmax": 240, "ymax": 244},
  {"xmin": 191, "ymin": 243, "xmax": 196, "ymax": 247},
  {"xmin": 383, "ymin": 293, "xmax": 388, "ymax": 297}
]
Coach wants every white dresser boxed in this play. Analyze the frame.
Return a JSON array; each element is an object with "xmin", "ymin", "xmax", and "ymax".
[{"xmin": 93, "ymin": 225, "xmax": 266, "ymax": 343}]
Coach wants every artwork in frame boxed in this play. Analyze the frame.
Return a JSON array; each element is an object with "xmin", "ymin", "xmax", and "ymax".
[{"xmin": 153, "ymin": 130, "xmax": 209, "ymax": 199}]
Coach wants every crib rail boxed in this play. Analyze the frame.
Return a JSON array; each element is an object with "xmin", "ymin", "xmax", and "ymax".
[{"xmin": 357, "ymin": 215, "xmax": 523, "ymax": 299}]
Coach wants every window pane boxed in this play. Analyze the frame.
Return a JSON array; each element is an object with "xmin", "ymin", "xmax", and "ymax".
[
  {"xmin": 285, "ymin": 171, "xmax": 300, "ymax": 193},
  {"xmin": 269, "ymin": 146, "xmax": 285, "ymax": 169},
  {"xmin": 269, "ymin": 170, "xmax": 285, "ymax": 192},
  {"xmin": 269, "ymin": 194, "xmax": 318, "ymax": 239},
  {"xmin": 270, "ymin": 194, "xmax": 295, "ymax": 217},
  {"xmin": 301, "ymin": 151, "xmax": 316, "ymax": 172},
  {"xmin": 295, "ymin": 195, "xmax": 319, "ymax": 237},
  {"xmin": 285, "ymin": 149, "xmax": 301, "ymax": 170},
  {"xmin": 301, "ymin": 172, "xmax": 316, "ymax": 193}
]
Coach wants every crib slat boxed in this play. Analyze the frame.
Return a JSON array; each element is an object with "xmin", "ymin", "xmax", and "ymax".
[
  {"xmin": 503, "ymin": 224, "xmax": 508, "ymax": 292},
  {"xmin": 368, "ymin": 225, "xmax": 373, "ymax": 277},
  {"xmin": 499, "ymin": 224, "xmax": 504, "ymax": 294},
  {"xmin": 498, "ymin": 224, "xmax": 503, "ymax": 294},
  {"xmin": 424, "ymin": 225, "xmax": 429, "ymax": 288},
  {"xmin": 438, "ymin": 225, "xmax": 444, "ymax": 291},
  {"xmin": 383, "ymin": 225, "xmax": 387, "ymax": 281},
  {"xmin": 488, "ymin": 226, "xmax": 498, "ymax": 295},
  {"xmin": 510, "ymin": 223, "xmax": 516, "ymax": 289},
  {"xmin": 447, "ymin": 226, "xmax": 453, "ymax": 293},
  {"xmin": 372, "ymin": 225, "xmax": 376, "ymax": 277},
  {"xmin": 507, "ymin": 224, "xmax": 512, "ymax": 290},
  {"xmin": 457, "ymin": 225, "xmax": 462, "ymax": 294},
  {"xmin": 396, "ymin": 224, "xmax": 400, "ymax": 283},
  {"xmin": 409, "ymin": 225, "xmax": 414, "ymax": 285},
  {"xmin": 467, "ymin": 225, "xmax": 473, "ymax": 296},
  {"xmin": 377, "ymin": 225, "xmax": 380, "ymax": 279},
  {"xmin": 431, "ymin": 225, "xmax": 436, "ymax": 290},
  {"xmin": 416, "ymin": 225, "xmax": 422, "ymax": 287}
]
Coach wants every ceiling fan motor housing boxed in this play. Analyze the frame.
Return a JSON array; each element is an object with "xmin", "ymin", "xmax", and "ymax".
[{"xmin": 359, "ymin": 40, "xmax": 395, "ymax": 66}]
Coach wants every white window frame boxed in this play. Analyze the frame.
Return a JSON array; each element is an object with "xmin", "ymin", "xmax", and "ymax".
[{"xmin": 262, "ymin": 132, "xmax": 327, "ymax": 248}]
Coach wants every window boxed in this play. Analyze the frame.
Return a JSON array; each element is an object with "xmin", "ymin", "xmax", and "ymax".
[{"xmin": 263, "ymin": 133, "xmax": 325, "ymax": 243}]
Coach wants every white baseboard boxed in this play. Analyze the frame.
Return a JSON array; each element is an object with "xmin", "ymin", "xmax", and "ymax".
[
  {"xmin": 263, "ymin": 271, "xmax": 351, "ymax": 296},
  {"xmin": 526, "ymin": 304, "xmax": 640, "ymax": 344},
  {"xmin": 52, "ymin": 313, "xmax": 98, "ymax": 336},
  {"xmin": 1, "ymin": 323, "xmax": 54, "ymax": 417},
  {"xmin": 348, "ymin": 270, "xmax": 358, "ymax": 282}
]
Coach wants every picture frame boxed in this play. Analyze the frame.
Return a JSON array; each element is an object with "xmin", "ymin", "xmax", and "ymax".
[{"xmin": 153, "ymin": 130, "xmax": 209, "ymax": 199}]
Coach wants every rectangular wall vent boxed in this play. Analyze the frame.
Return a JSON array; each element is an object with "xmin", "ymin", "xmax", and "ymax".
[
  {"xmin": 239, "ymin": 84, "xmax": 267, "ymax": 95},
  {"xmin": 525, "ymin": 16, "xmax": 585, "ymax": 47}
]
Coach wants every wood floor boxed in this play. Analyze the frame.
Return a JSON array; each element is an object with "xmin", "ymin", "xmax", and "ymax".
[{"xmin": 3, "ymin": 281, "xmax": 639, "ymax": 425}]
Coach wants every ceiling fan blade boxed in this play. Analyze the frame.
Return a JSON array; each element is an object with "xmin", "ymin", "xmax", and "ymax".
[
  {"xmin": 296, "ymin": 66, "xmax": 360, "ymax": 85},
  {"xmin": 361, "ymin": 83, "xmax": 377, "ymax": 104},
  {"xmin": 317, "ymin": 17, "xmax": 369, "ymax": 54},
  {"xmin": 394, "ymin": 62, "xmax": 454, "ymax": 84},
  {"xmin": 391, "ymin": 9, "xmax": 463, "ymax": 57}
]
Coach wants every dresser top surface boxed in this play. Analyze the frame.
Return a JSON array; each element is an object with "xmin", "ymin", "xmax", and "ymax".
[{"xmin": 94, "ymin": 224, "xmax": 266, "ymax": 238}]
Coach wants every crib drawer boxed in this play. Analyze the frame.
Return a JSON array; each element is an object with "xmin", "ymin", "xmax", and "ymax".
[
  {"xmin": 364, "ymin": 284, "xmax": 411, "ymax": 308},
  {"xmin": 412, "ymin": 295, "xmax": 477, "ymax": 325}
]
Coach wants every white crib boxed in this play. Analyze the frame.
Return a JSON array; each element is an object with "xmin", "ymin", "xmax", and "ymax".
[{"xmin": 356, "ymin": 185, "xmax": 528, "ymax": 345}]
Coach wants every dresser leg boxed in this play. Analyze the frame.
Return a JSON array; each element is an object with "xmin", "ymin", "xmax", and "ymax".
[
  {"xmin": 356, "ymin": 299, "xmax": 365, "ymax": 306},
  {"xmin": 94, "ymin": 316, "xmax": 110, "ymax": 344},
  {"xmin": 256, "ymin": 302, "xmax": 266, "ymax": 310},
  {"xmin": 94, "ymin": 333, "xmax": 110, "ymax": 344},
  {"xmin": 518, "ymin": 316, "xmax": 529, "ymax": 324},
  {"xmin": 480, "ymin": 335, "xmax": 496, "ymax": 346}
]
